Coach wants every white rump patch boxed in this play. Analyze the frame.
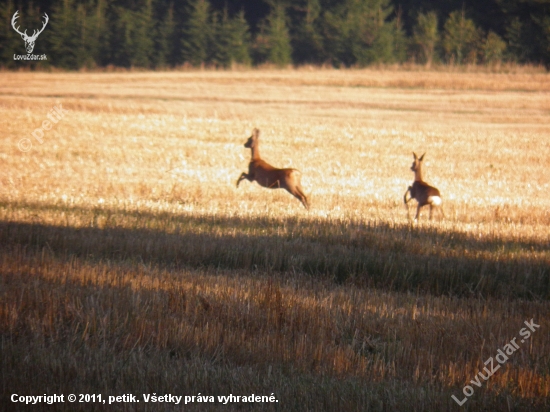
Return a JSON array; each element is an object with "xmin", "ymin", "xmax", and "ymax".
[{"xmin": 428, "ymin": 196, "xmax": 442, "ymax": 206}]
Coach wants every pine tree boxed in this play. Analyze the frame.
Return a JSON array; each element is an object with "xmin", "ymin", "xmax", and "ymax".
[
  {"xmin": 443, "ymin": 10, "xmax": 479, "ymax": 64},
  {"xmin": 229, "ymin": 10, "xmax": 252, "ymax": 66},
  {"xmin": 111, "ymin": 0, "xmax": 154, "ymax": 68},
  {"xmin": 413, "ymin": 11, "xmax": 438, "ymax": 67},
  {"xmin": 49, "ymin": 0, "xmax": 80, "ymax": 69},
  {"xmin": 505, "ymin": 17, "xmax": 524, "ymax": 63},
  {"xmin": 293, "ymin": 0, "xmax": 324, "ymax": 64},
  {"xmin": 74, "ymin": 0, "xmax": 107, "ymax": 68},
  {"xmin": 321, "ymin": 0, "xmax": 397, "ymax": 67},
  {"xmin": 214, "ymin": 9, "xmax": 251, "ymax": 68},
  {"xmin": 389, "ymin": 9, "xmax": 407, "ymax": 63},
  {"xmin": 481, "ymin": 31, "xmax": 506, "ymax": 64},
  {"xmin": 182, "ymin": 0, "xmax": 213, "ymax": 66},
  {"xmin": 49, "ymin": 0, "xmax": 107, "ymax": 69},
  {"xmin": 154, "ymin": 3, "xmax": 176, "ymax": 67},
  {"xmin": 265, "ymin": 4, "xmax": 292, "ymax": 67},
  {"xmin": 131, "ymin": 0, "xmax": 154, "ymax": 68},
  {"xmin": 87, "ymin": 0, "xmax": 108, "ymax": 67},
  {"xmin": 321, "ymin": 7, "xmax": 349, "ymax": 66}
]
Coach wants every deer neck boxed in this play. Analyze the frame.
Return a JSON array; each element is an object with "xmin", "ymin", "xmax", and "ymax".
[
  {"xmin": 414, "ymin": 165, "xmax": 423, "ymax": 182},
  {"xmin": 250, "ymin": 145, "xmax": 261, "ymax": 161}
]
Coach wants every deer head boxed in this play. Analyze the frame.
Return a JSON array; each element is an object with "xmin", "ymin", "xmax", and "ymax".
[
  {"xmin": 244, "ymin": 128, "xmax": 260, "ymax": 149},
  {"xmin": 12, "ymin": 11, "xmax": 49, "ymax": 54},
  {"xmin": 411, "ymin": 152, "xmax": 425, "ymax": 173}
]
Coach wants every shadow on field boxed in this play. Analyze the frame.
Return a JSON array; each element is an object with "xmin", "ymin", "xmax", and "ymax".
[
  {"xmin": 1, "ymin": 201, "xmax": 549, "ymax": 299},
  {"xmin": 6, "ymin": 271, "xmax": 540, "ymax": 412}
]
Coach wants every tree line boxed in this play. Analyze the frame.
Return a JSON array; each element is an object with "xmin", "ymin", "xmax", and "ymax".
[{"xmin": 1, "ymin": 0, "xmax": 549, "ymax": 69}]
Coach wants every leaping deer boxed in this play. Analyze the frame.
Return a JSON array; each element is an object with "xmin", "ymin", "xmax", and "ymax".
[
  {"xmin": 11, "ymin": 11, "xmax": 49, "ymax": 54},
  {"xmin": 404, "ymin": 152, "xmax": 444, "ymax": 220},
  {"xmin": 236, "ymin": 128, "xmax": 309, "ymax": 209}
]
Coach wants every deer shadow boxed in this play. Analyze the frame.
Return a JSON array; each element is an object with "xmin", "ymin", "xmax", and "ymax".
[{"xmin": 1, "ymin": 200, "xmax": 549, "ymax": 299}]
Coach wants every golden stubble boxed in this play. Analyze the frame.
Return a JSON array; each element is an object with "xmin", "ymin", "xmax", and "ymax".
[{"xmin": 1, "ymin": 68, "xmax": 549, "ymax": 410}]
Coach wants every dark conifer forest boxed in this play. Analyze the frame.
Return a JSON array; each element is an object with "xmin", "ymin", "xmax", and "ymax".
[{"xmin": 1, "ymin": 0, "xmax": 549, "ymax": 69}]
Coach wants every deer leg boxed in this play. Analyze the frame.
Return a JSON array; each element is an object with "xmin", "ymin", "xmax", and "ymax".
[
  {"xmin": 236, "ymin": 172, "xmax": 248, "ymax": 188},
  {"xmin": 283, "ymin": 186, "xmax": 308, "ymax": 210},
  {"xmin": 293, "ymin": 186, "xmax": 309, "ymax": 210},
  {"xmin": 415, "ymin": 204, "xmax": 421, "ymax": 220},
  {"xmin": 439, "ymin": 205, "xmax": 446, "ymax": 219},
  {"xmin": 404, "ymin": 187, "xmax": 412, "ymax": 204},
  {"xmin": 404, "ymin": 187, "xmax": 412, "ymax": 219}
]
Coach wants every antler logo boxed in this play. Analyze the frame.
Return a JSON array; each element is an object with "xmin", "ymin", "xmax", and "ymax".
[{"xmin": 11, "ymin": 10, "xmax": 49, "ymax": 54}]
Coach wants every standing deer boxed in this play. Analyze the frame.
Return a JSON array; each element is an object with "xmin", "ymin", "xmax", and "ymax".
[
  {"xmin": 236, "ymin": 128, "xmax": 309, "ymax": 209},
  {"xmin": 404, "ymin": 152, "xmax": 444, "ymax": 220}
]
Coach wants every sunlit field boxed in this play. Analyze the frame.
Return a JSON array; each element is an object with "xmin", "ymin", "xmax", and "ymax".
[{"xmin": 1, "ymin": 68, "xmax": 549, "ymax": 411}]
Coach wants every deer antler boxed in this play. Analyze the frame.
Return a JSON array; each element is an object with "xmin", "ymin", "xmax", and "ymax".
[
  {"xmin": 11, "ymin": 11, "xmax": 27, "ymax": 38},
  {"xmin": 11, "ymin": 11, "xmax": 49, "ymax": 41},
  {"xmin": 29, "ymin": 13, "xmax": 49, "ymax": 41}
]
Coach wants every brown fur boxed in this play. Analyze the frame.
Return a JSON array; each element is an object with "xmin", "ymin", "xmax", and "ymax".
[
  {"xmin": 404, "ymin": 152, "xmax": 444, "ymax": 220},
  {"xmin": 236, "ymin": 129, "xmax": 309, "ymax": 209}
]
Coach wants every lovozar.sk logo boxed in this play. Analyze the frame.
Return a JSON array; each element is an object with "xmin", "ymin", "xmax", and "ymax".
[{"xmin": 11, "ymin": 10, "xmax": 48, "ymax": 61}]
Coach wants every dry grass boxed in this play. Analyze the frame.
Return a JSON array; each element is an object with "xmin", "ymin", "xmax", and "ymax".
[{"xmin": 1, "ymin": 68, "xmax": 549, "ymax": 411}]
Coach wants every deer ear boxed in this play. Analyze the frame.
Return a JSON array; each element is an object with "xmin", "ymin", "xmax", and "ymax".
[
  {"xmin": 419, "ymin": 153, "xmax": 425, "ymax": 161},
  {"xmin": 413, "ymin": 152, "xmax": 417, "ymax": 159},
  {"xmin": 253, "ymin": 128, "xmax": 260, "ymax": 137}
]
